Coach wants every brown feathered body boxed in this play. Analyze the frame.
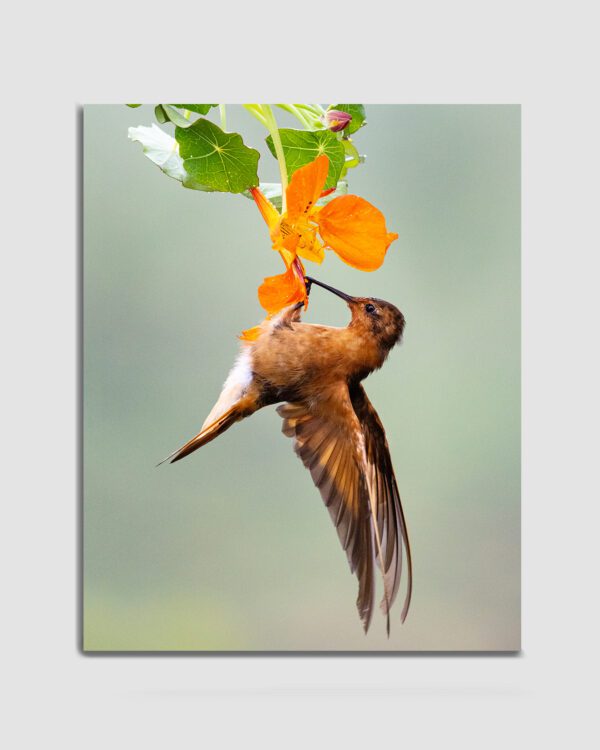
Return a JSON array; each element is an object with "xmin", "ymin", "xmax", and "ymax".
[{"xmin": 165, "ymin": 289, "xmax": 412, "ymax": 634}]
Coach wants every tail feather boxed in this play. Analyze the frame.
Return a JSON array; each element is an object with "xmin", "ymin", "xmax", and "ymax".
[{"xmin": 158, "ymin": 399, "xmax": 252, "ymax": 466}]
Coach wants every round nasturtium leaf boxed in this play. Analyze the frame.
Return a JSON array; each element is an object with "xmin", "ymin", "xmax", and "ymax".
[
  {"xmin": 176, "ymin": 118, "xmax": 260, "ymax": 194},
  {"xmin": 265, "ymin": 129, "xmax": 345, "ymax": 190}
]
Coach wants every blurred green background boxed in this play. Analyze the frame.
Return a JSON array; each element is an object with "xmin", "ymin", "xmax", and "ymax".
[{"xmin": 83, "ymin": 104, "xmax": 520, "ymax": 651}]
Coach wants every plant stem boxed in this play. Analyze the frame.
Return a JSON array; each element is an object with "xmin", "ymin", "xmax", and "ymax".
[
  {"xmin": 296, "ymin": 103, "xmax": 326, "ymax": 116},
  {"xmin": 243, "ymin": 104, "xmax": 268, "ymax": 127},
  {"xmin": 261, "ymin": 104, "xmax": 288, "ymax": 212},
  {"xmin": 275, "ymin": 103, "xmax": 314, "ymax": 129},
  {"xmin": 219, "ymin": 104, "xmax": 227, "ymax": 130}
]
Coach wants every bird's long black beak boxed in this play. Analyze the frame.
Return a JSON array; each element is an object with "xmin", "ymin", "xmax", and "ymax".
[{"xmin": 305, "ymin": 276, "xmax": 354, "ymax": 303}]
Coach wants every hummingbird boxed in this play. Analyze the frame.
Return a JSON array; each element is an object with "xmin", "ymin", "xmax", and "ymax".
[{"xmin": 162, "ymin": 277, "xmax": 412, "ymax": 634}]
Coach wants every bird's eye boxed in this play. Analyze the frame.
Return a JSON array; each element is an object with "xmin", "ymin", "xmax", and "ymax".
[{"xmin": 365, "ymin": 303, "xmax": 376, "ymax": 314}]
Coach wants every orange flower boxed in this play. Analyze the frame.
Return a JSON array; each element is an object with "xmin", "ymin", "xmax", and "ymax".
[
  {"xmin": 241, "ymin": 154, "xmax": 398, "ymax": 340},
  {"xmin": 257, "ymin": 262, "xmax": 307, "ymax": 314},
  {"xmin": 254, "ymin": 154, "xmax": 397, "ymax": 271},
  {"xmin": 240, "ymin": 261, "xmax": 306, "ymax": 341}
]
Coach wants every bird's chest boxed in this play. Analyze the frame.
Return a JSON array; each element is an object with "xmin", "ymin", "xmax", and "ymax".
[{"xmin": 250, "ymin": 325, "xmax": 378, "ymax": 402}]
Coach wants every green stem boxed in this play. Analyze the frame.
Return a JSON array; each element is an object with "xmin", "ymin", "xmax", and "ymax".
[
  {"xmin": 219, "ymin": 104, "xmax": 227, "ymax": 131},
  {"xmin": 275, "ymin": 103, "xmax": 314, "ymax": 129},
  {"xmin": 296, "ymin": 103, "xmax": 326, "ymax": 116},
  {"xmin": 243, "ymin": 104, "xmax": 268, "ymax": 127},
  {"xmin": 260, "ymin": 104, "xmax": 288, "ymax": 213}
]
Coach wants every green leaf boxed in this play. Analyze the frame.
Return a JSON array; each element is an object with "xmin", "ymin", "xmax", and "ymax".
[
  {"xmin": 154, "ymin": 104, "xmax": 194, "ymax": 128},
  {"xmin": 172, "ymin": 104, "xmax": 218, "ymax": 115},
  {"xmin": 154, "ymin": 104, "xmax": 219, "ymax": 128},
  {"xmin": 154, "ymin": 104, "xmax": 169, "ymax": 124},
  {"xmin": 176, "ymin": 118, "xmax": 260, "ymax": 193},
  {"xmin": 265, "ymin": 129, "xmax": 345, "ymax": 189},
  {"xmin": 329, "ymin": 104, "xmax": 366, "ymax": 135},
  {"xmin": 126, "ymin": 103, "xmax": 142, "ymax": 108},
  {"xmin": 127, "ymin": 124, "xmax": 215, "ymax": 192}
]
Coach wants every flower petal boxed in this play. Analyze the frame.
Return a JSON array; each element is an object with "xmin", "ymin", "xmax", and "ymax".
[
  {"xmin": 251, "ymin": 186, "xmax": 281, "ymax": 229},
  {"xmin": 239, "ymin": 325, "xmax": 263, "ymax": 342},
  {"xmin": 257, "ymin": 265, "xmax": 306, "ymax": 314},
  {"xmin": 296, "ymin": 236, "xmax": 325, "ymax": 264},
  {"xmin": 285, "ymin": 154, "xmax": 330, "ymax": 224},
  {"xmin": 279, "ymin": 219, "xmax": 325, "ymax": 264},
  {"xmin": 321, "ymin": 109, "xmax": 353, "ymax": 133},
  {"xmin": 317, "ymin": 195, "xmax": 398, "ymax": 271}
]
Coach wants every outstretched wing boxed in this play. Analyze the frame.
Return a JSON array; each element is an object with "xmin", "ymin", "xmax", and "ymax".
[
  {"xmin": 277, "ymin": 386, "xmax": 375, "ymax": 631},
  {"xmin": 350, "ymin": 383, "xmax": 412, "ymax": 624},
  {"xmin": 278, "ymin": 381, "xmax": 409, "ymax": 633}
]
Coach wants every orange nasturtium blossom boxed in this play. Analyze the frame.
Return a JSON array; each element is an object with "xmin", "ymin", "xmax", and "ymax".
[{"xmin": 240, "ymin": 154, "xmax": 398, "ymax": 341}]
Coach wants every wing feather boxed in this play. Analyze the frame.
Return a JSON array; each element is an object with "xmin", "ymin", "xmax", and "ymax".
[
  {"xmin": 278, "ymin": 380, "xmax": 411, "ymax": 632},
  {"xmin": 278, "ymin": 387, "xmax": 376, "ymax": 631},
  {"xmin": 350, "ymin": 383, "xmax": 412, "ymax": 623}
]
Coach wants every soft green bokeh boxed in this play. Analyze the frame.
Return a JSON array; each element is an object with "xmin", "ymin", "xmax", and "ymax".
[{"xmin": 84, "ymin": 105, "xmax": 520, "ymax": 651}]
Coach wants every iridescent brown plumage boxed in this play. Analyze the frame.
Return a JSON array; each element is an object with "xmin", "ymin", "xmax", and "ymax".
[{"xmin": 163, "ymin": 277, "xmax": 412, "ymax": 633}]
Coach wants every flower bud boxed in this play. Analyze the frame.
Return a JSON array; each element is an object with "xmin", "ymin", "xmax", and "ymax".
[{"xmin": 321, "ymin": 109, "xmax": 352, "ymax": 133}]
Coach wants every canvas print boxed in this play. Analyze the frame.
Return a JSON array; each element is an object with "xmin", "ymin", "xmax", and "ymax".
[{"xmin": 83, "ymin": 104, "xmax": 520, "ymax": 651}]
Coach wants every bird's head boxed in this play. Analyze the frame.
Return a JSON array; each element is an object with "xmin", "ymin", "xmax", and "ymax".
[{"xmin": 305, "ymin": 277, "xmax": 405, "ymax": 352}]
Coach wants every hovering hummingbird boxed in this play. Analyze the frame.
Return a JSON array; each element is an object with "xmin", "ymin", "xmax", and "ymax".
[{"xmin": 162, "ymin": 277, "xmax": 412, "ymax": 634}]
